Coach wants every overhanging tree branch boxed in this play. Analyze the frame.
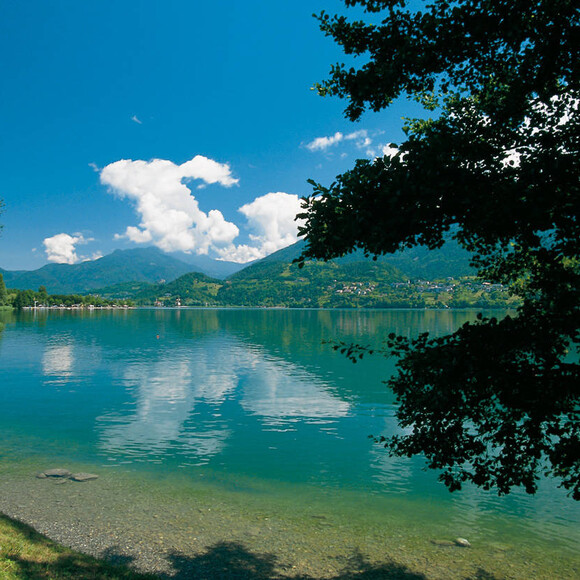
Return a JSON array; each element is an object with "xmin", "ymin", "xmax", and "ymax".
[{"xmin": 299, "ymin": 0, "xmax": 580, "ymax": 498}]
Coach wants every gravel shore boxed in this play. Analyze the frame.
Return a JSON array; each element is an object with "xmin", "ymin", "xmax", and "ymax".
[{"xmin": 0, "ymin": 467, "xmax": 577, "ymax": 579}]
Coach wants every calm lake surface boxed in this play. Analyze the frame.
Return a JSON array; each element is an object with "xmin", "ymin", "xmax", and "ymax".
[{"xmin": 0, "ymin": 308, "xmax": 578, "ymax": 578}]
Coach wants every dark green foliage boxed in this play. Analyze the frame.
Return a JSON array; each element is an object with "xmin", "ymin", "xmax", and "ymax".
[
  {"xmin": 383, "ymin": 312, "xmax": 579, "ymax": 497},
  {"xmin": 12, "ymin": 289, "xmax": 35, "ymax": 309},
  {"xmin": 299, "ymin": 1, "xmax": 580, "ymax": 497},
  {"xmin": 0, "ymin": 273, "xmax": 7, "ymax": 305},
  {"xmin": 10, "ymin": 288, "xmax": 130, "ymax": 309},
  {"xmin": 37, "ymin": 285, "xmax": 48, "ymax": 302}
]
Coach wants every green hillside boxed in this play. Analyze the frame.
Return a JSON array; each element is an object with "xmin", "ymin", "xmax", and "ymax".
[
  {"xmin": 93, "ymin": 257, "xmax": 516, "ymax": 309},
  {"xmin": 221, "ymin": 259, "xmax": 406, "ymax": 307},
  {"xmin": 151, "ymin": 272, "xmax": 223, "ymax": 306},
  {"xmin": 3, "ymin": 240, "xmax": 513, "ymax": 309},
  {"xmin": 262, "ymin": 238, "xmax": 474, "ymax": 279},
  {"xmin": 380, "ymin": 241, "xmax": 475, "ymax": 279},
  {"xmin": 3, "ymin": 247, "xmax": 196, "ymax": 294},
  {"xmin": 3, "ymin": 237, "xmax": 474, "ymax": 295}
]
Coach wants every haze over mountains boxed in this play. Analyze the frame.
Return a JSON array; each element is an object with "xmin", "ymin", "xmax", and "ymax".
[{"xmin": 0, "ymin": 240, "xmax": 474, "ymax": 296}]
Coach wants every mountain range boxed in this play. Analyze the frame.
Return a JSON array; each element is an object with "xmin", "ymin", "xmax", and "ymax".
[
  {"xmin": 0, "ymin": 247, "xmax": 245, "ymax": 294},
  {"xmin": 1, "ymin": 239, "xmax": 474, "ymax": 296}
]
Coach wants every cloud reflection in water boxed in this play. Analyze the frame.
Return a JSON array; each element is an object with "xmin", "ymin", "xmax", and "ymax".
[
  {"xmin": 42, "ymin": 341, "xmax": 75, "ymax": 384},
  {"xmin": 97, "ymin": 336, "xmax": 351, "ymax": 465}
]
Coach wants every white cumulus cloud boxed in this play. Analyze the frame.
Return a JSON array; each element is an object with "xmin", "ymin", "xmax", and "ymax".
[
  {"xmin": 217, "ymin": 192, "xmax": 305, "ymax": 263},
  {"xmin": 306, "ymin": 131, "xmax": 345, "ymax": 151},
  {"xmin": 345, "ymin": 129, "xmax": 372, "ymax": 149},
  {"xmin": 100, "ymin": 156, "xmax": 240, "ymax": 255},
  {"xmin": 381, "ymin": 143, "xmax": 400, "ymax": 159},
  {"xmin": 43, "ymin": 233, "xmax": 93, "ymax": 264},
  {"xmin": 306, "ymin": 129, "xmax": 372, "ymax": 152}
]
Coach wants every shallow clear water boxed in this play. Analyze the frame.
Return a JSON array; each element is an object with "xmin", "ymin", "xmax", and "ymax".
[{"xmin": 0, "ymin": 308, "xmax": 578, "ymax": 578}]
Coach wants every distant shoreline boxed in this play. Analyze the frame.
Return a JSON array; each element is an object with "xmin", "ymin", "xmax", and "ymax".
[
  {"xmin": 20, "ymin": 304, "xmax": 133, "ymax": 310},
  {"xmin": 11, "ymin": 304, "xmax": 514, "ymax": 312}
]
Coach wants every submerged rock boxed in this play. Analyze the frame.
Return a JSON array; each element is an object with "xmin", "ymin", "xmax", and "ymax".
[
  {"xmin": 70, "ymin": 473, "xmax": 99, "ymax": 482},
  {"xmin": 43, "ymin": 468, "xmax": 72, "ymax": 478},
  {"xmin": 431, "ymin": 538, "xmax": 471, "ymax": 548},
  {"xmin": 36, "ymin": 468, "xmax": 99, "ymax": 482},
  {"xmin": 455, "ymin": 537, "xmax": 471, "ymax": 548}
]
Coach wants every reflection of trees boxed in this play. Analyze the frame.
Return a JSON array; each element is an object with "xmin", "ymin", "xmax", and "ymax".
[
  {"xmin": 9, "ymin": 307, "xmax": 489, "ymax": 365},
  {"xmin": 155, "ymin": 307, "xmax": 221, "ymax": 336},
  {"xmin": 0, "ymin": 308, "xmax": 16, "ymax": 326},
  {"xmin": 212, "ymin": 308, "xmax": 488, "ymax": 355}
]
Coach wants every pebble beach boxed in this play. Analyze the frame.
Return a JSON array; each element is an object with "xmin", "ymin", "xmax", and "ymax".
[{"xmin": 0, "ymin": 463, "xmax": 578, "ymax": 579}]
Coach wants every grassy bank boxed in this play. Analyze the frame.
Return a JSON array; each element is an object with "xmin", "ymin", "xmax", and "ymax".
[{"xmin": 0, "ymin": 514, "xmax": 157, "ymax": 580}]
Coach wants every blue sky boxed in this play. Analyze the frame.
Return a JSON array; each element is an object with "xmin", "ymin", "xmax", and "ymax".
[{"xmin": 0, "ymin": 0, "xmax": 420, "ymax": 271}]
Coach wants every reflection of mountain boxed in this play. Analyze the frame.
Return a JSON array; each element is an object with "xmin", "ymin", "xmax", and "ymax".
[{"xmin": 97, "ymin": 334, "xmax": 351, "ymax": 464}]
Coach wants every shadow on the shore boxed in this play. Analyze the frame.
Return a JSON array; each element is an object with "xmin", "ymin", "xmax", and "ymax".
[
  {"xmin": 1, "ymin": 513, "xmax": 501, "ymax": 580},
  {"xmin": 102, "ymin": 540, "xmax": 501, "ymax": 580},
  {"xmin": 103, "ymin": 540, "xmax": 427, "ymax": 579},
  {"xmin": 0, "ymin": 514, "xmax": 157, "ymax": 579}
]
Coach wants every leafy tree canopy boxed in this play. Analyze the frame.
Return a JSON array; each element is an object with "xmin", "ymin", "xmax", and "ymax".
[
  {"xmin": 0, "ymin": 274, "xmax": 7, "ymax": 306},
  {"xmin": 298, "ymin": 0, "xmax": 580, "ymax": 498}
]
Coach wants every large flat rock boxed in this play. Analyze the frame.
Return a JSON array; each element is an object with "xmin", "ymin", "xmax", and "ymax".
[{"xmin": 43, "ymin": 468, "xmax": 72, "ymax": 478}]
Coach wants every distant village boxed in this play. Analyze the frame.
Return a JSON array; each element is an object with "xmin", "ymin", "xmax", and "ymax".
[{"xmin": 331, "ymin": 278, "xmax": 506, "ymax": 296}]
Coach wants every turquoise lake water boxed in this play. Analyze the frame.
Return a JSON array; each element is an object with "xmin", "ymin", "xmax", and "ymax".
[{"xmin": 0, "ymin": 308, "xmax": 578, "ymax": 578}]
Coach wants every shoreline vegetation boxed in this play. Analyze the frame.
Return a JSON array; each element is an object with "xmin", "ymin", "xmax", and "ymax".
[
  {"xmin": 19, "ymin": 304, "xmax": 133, "ymax": 310},
  {"xmin": 0, "ymin": 241, "xmax": 522, "ymax": 311},
  {"xmin": 3, "ymin": 275, "xmax": 521, "ymax": 312}
]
